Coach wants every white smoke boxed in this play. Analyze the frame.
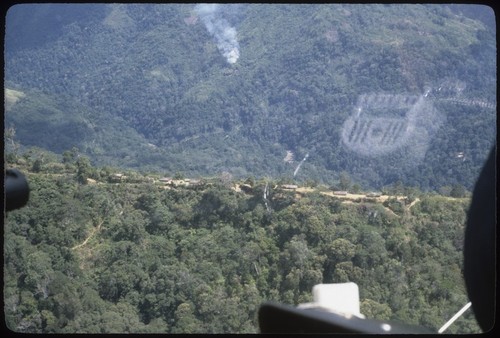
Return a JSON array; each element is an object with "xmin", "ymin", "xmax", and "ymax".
[
  {"xmin": 293, "ymin": 153, "xmax": 309, "ymax": 177},
  {"xmin": 263, "ymin": 181, "xmax": 271, "ymax": 212},
  {"xmin": 194, "ymin": 4, "xmax": 240, "ymax": 64}
]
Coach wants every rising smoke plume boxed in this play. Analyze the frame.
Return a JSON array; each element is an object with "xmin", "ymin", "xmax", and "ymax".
[
  {"xmin": 194, "ymin": 4, "xmax": 240, "ymax": 64},
  {"xmin": 293, "ymin": 153, "xmax": 309, "ymax": 177}
]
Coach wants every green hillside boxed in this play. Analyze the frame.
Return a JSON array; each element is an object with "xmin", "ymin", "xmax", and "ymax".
[
  {"xmin": 5, "ymin": 4, "xmax": 495, "ymax": 190},
  {"xmin": 4, "ymin": 5, "xmax": 494, "ymax": 333},
  {"xmin": 4, "ymin": 151, "xmax": 480, "ymax": 333}
]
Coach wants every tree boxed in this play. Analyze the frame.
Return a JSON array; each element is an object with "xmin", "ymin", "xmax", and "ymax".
[
  {"xmin": 5, "ymin": 126, "xmax": 20, "ymax": 160},
  {"xmin": 450, "ymin": 184, "xmax": 466, "ymax": 198},
  {"xmin": 339, "ymin": 171, "xmax": 351, "ymax": 191},
  {"xmin": 32, "ymin": 158, "xmax": 43, "ymax": 173},
  {"xmin": 76, "ymin": 156, "xmax": 92, "ymax": 184},
  {"xmin": 438, "ymin": 186, "xmax": 452, "ymax": 196},
  {"xmin": 391, "ymin": 180, "xmax": 404, "ymax": 195},
  {"xmin": 171, "ymin": 302, "xmax": 203, "ymax": 333},
  {"xmin": 46, "ymin": 271, "xmax": 82, "ymax": 328},
  {"xmin": 219, "ymin": 171, "xmax": 233, "ymax": 188},
  {"xmin": 327, "ymin": 238, "xmax": 356, "ymax": 263},
  {"xmin": 40, "ymin": 310, "xmax": 58, "ymax": 333},
  {"xmin": 23, "ymin": 251, "xmax": 54, "ymax": 299},
  {"xmin": 15, "ymin": 291, "xmax": 43, "ymax": 332},
  {"xmin": 173, "ymin": 172, "xmax": 184, "ymax": 180},
  {"xmin": 360, "ymin": 299, "xmax": 392, "ymax": 321},
  {"xmin": 141, "ymin": 317, "xmax": 168, "ymax": 333},
  {"xmin": 351, "ymin": 183, "xmax": 361, "ymax": 194},
  {"xmin": 62, "ymin": 150, "xmax": 76, "ymax": 164},
  {"xmin": 99, "ymin": 302, "xmax": 146, "ymax": 333}
]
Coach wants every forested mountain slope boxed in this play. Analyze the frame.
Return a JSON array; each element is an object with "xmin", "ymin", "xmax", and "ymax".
[
  {"xmin": 5, "ymin": 4, "xmax": 496, "ymax": 190},
  {"xmin": 4, "ymin": 151, "xmax": 480, "ymax": 333}
]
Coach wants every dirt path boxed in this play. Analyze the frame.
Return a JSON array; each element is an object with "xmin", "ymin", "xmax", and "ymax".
[
  {"xmin": 407, "ymin": 197, "xmax": 420, "ymax": 209},
  {"xmin": 383, "ymin": 206, "xmax": 399, "ymax": 217},
  {"xmin": 295, "ymin": 187, "xmax": 316, "ymax": 194},
  {"xmin": 318, "ymin": 191, "xmax": 405, "ymax": 203},
  {"xmin": 72, "ymin": 219, "xmax": 105, "ymax": 250}
]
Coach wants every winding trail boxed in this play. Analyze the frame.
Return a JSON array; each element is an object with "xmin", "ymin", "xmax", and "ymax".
[
  {"xmin": 407, "ymin": 197, "xmax": 420, "ymax": 210},
  {"xmin": 72, "ymin": 219, "xmax": 105, "ymax": 250}
]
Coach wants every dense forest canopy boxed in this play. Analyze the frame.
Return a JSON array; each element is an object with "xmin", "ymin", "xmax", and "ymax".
[
  {"xmin": 4, "ymin": 4, "xmax": 496, "ymax": 191},
  {"xmin": 4, "ymin": 3, "xmax": 494, "ymax": 334},
  {"xmin": 4, "ymin": 149, "xmax": 480, "ymax": 333}
]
